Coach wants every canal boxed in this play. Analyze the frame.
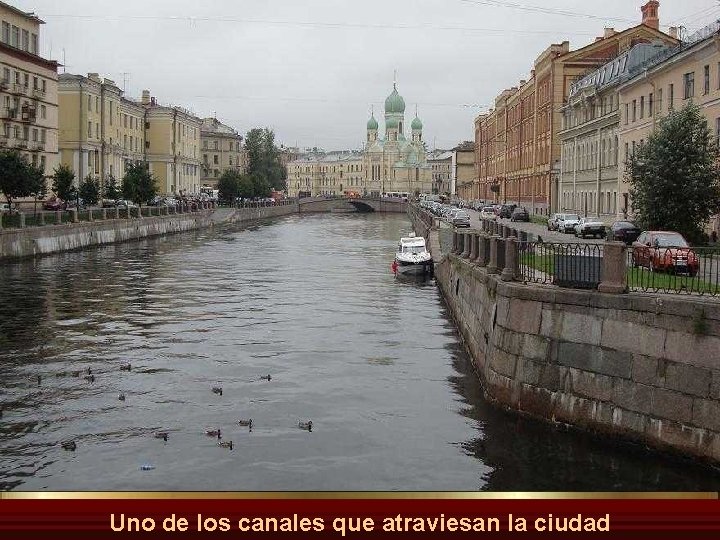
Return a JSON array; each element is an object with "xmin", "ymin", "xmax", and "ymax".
[{"xmin": 1, "ymin": 213, "xmax": 718, "ymax": 491}]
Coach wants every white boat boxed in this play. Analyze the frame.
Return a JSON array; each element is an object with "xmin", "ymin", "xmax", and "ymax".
[{"xmin": 394, "ymin": 233, "xmax": 433, "ymax": 276}]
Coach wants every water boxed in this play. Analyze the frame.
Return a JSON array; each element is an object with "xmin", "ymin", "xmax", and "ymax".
[{"xmin": 1, "ymin": 213, "xmax": 718, "ymax": 491}]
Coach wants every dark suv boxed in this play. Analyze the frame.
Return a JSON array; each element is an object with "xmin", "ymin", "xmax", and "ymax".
[
  {"xmin": 498, "ymin": 204, "xmax": 516, "ymax": 219},
  {"xmin": 510, "ymin": 207, "xmax": 530, "ymax": 222}
]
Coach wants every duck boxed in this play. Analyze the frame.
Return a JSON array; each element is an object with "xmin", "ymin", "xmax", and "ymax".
[
  {"xmin": 218, "ymin": 441, "xmax": 233, "ymax": 450},
  {"xmin": 237, "ymin": 419, "xmax": 253, "ymax": 429},
  {"xmin": 36, "ymin": 374, "xmax": 42, "ymax": 386},
  {"xmin": 71, "ymin": 371, "xmax": 81, "ymax": 378},
  {"xmin": 205, "ymin": 429, "xmax": 222, "ymax": 439},
  {"xmin": 212, "ymin": 387, "xmax": 223, "ymax": 396},
  {"xmin": 118, "ymin": 393, "xmax": 126, "ymax": 401},
  {"xmin": 298, "ymin": 421, "xmax": 313, "ymax": 432},
  {"xmin": 55, "ymin": 371, "xmax": 67, "ymax": 378},
  {"xmin": 61, "ymin": 440, "xmax": 77, "ymax": 451},
  {"xmin": 0, "ymin": 408, "xmax": 3, "ymax": 418},
  {"xmin": 154, "ymin": 432, "xmax": 169, "ymax": 442},
  {"xmin": 84, "ymin": 374, "xmax": 95, "ymax": 383},
  {"xmin": 87, "ymin": 367, "xmax": 93, "ymax": 375},
  {"xmin": 260, "ymin": 374, "xmax": 272, "ymax": 381},
  {"xmin": 120, "ymin": 363, "xmax": 132, "ymax": 372}
]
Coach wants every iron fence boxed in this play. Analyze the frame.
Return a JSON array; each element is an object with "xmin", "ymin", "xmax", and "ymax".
[
  {"xmin": 627, "ymin": 246, "xmax": 720, "ymax": 297},
  {"xmin": 518, "ymin": 242, "xmax": 603, "ymax": 288}
]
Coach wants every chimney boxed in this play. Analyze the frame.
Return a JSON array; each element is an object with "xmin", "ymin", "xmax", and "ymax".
[
  {"xmin": 142, "ymin": 90, "xmax": 151, "ymax": 105},
  {"xmin": 603, "ymin": 27, "xmax": 616, "ymax": 38},
  {"xmin": 595, "ymin": 37, "xmax": 604, "ymax": 42},
  {"xmin": 87, "ymin": 72, "xmax": 101, "ymax": 83},
  {"xmin": 668, "ymin": 26, "xmax": 678, "ymax": 39},
  {"xmin": 641, "ymin": 0, "xmax": 660, "ymax": 30}
]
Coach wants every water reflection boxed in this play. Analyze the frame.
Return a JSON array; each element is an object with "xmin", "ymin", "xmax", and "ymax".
[{"xmin": 0, "ymin": 213, "xmax": 719, "ymax": 491}]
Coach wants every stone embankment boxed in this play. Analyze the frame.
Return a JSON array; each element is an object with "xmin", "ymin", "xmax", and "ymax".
[
  {"xmin": 409, "ymin": 205, "xmax": 720, "ymax": 464},
  {"xmin": 0, "ymin": 202, "xmax": 298, "ymax": 261}
]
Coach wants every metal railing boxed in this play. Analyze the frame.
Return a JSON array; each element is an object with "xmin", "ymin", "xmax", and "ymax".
[
  {"xmin": 518, "ymin": 242, "xmax": 603, "ymax": 288},
  {"xmin": 627, "ymin": 246, "xmax": 720, "ymax": 297}
]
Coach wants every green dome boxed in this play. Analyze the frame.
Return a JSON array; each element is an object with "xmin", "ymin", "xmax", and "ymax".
[
  {"xmin": 386, "ymin": 117, "xmax": 399, "ymax": 129},
  {"xmin": 367, "ymin": 115, "xmax": 378, "ymax": 130},
  {"xmin": 411, "ymin": 116, "xmax": 423, "ymax": 130},
  {"xmin": 385, "ymin": 85, "xmax": 406, "ymax": 114}
]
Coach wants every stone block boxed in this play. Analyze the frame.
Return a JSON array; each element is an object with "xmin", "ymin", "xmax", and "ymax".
[
  {"xmin": 711, "ymin": 371, "xmax": 720, "ymax": 400},
  {"xmin": 664, "ymin": 331, "xmax": 720, "ymax": 370},
  {"xmin": 663, "ymin": 362, "xmax": 712, "ymax": 397},
  {"xmin": 650, "ymin": 387, "xmax": 693, "ymax": 424},
  {"xmin": 496, "ymin": 297, "xmax": 509, "ymax": 328},
  {"xmin": 558, "ymin": 342, "xmax": 632, "ymax": 378},
  {"xmin": 601, "ymin": 319, "xmax": 666, "ymax": 358},
  {"xmin": 522, "ymin": 333, "xmax": 550, "ymax": 361},
  {"xmin": 569, "ymin": 368, "xmax": 614, "ymax": 402},
  {"xmin": 631, "ymin": 354, "xmax": 663, "ymax": 387},
  {"xmin": 540, "ymin": 364, "xmax": 563, "ymax": 392},
  {"xmin": 507, "ymin": 298, "xmax": 542, "ymax": 335},
  {"xmin": 517, "ymin": 385, "xmax": 555, "ymax": 418},
  {"xmin": 561, "ymin": 311, "xmax": 602, "ymax": 346},
  {"xmin": 516, "ymin": 357, "xmax": 542, "ymax": 386},
  {"xmin": 490, "ymin": 349, "xmax": 518, "ymax": 378},
  {"xmin": 691, "ymin": 398, "xmax": 720, "ymax": 432},
  {"xmin": 540, "ymin": 308, "xmax": 563, "ymax": 339},
  {"xmin": 611, "ymin": 378, "xmax": 654, "ymax": 416}
]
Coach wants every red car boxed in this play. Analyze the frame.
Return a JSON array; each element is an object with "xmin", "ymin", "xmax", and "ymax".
[
  {"xmin": 631, "ymin": 231, "xmax": 699, "ymax": 276},
  {"xmin": 43, "ymin": 198, "xmax": 65, "ymax": 211}
]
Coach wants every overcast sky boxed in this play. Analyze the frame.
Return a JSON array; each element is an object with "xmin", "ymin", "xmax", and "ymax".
[{"xmin": 13, "ymin": 0, "xmax": 720, "ymax": 150}]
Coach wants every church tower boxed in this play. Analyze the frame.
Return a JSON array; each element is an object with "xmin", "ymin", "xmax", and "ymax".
[
  {"xmin": 367, "ymin": 110, "xmax": 378, "ymax": 143},
  {"xmin": 384, "ymin": 82, "xmax": 405, "ymax": 143},
  {"xmin": 411, "ymin": 110, "xmax": 423, "ymax": 143}
]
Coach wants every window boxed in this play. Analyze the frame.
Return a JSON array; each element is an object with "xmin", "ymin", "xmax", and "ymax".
[
  {"xmin": 23, "ymin": 73, "xmax": 28, "ymax": 87},
  {"xmin": 87, "ymin": 121, "xmax": 92, "ymax": 138},
  {"xmin": 95, "ymin": 123, "xmax": 99, "ymax": 138},
  {"xmin": 96, "ymin": 97, "xmax": 99, "ymax": 111},
  {"xmin": 31, "ymin": 128, "xmax": 37, "ymax": 141},
  {"xmin": 632, "ymin": 100, "xmax": 637, "ymax": 122},
  {"xmin": 1, "ymin": 22, "xmax": 9, "ymax": 44},
  {"xmin": 41, "ymin": 79, "xmax": 45, "ymax": 92},
  {"xmin": 40, "ymin": 155, "xmax": 45, "ymax": 172},
  {"xmin": 669, "ymin": 83, "xmax": 674, "ymax": 109},
  {"xmin": 40, "ymin": 105, "xmax": 46, "ymax": 119},
  {"xmin": 704, "ymin": 65, "xmax": 710, "ymax": 95},
  {"xmin": 716, "ymin": 118, "xmax": 720, "ymax": 141},
  {"xmin": 639, "ymin": 96, "xmax": 644, "ymax": 119},
  {"xmin": 683, "ymin": 72, "xmax": 694, "ymax": 99},
  {"xmin": 109, "ymin": 102, "xmax": 113, "ymax": 125},
  {"xmin": 21, "ymin": 29, "xmax": 28, "ymax": 51},
  {"xmin": 2, "ymin": 67, "xmax": 9, "ymax": 83},
  {"xmin": 30, "ymin": 33, "xmax": 37, "ymax": 54},
  {"xmin": 32, "ymin": 76, "xmax": 37, "ymax": 90},
  {"xmin": 11, "ymin": 25, "xmax": 18, "ymax": 48},
  {"xmin": 213, "ymin": 155, "xmax": 219, "ymax": 164},
  {"xmin": 40, "ymin": 129, "xmax": 46, "ymax": 143},
  {"xmin": 657, "ymin": 88, "xmax": 663, "ymax": 113},
  {"xmin": 88, "ymin": 95, "xmax": 92, "ymax": 111},
  {"xmin": 648, "ymin": 93, "xmax": 653, "ymax": 116}
]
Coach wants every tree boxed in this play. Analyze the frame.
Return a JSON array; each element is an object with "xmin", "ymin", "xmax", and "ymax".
[
  {"xmin": 122, "ymin": 163, "xmax": 157, "ymax": 205},
  {"xmin": 238, "ymin": 174, "xmax": 255, "ymax": 199},
  {"xmin": 104, "ymin": 174, "xmax": 120, "ymax": 200},
  {"xmin": 79, "ymin": 175, "xmax": 100, "ymax": 206},
  {"xmin": 245, "ymin": 127, "xmax": 286, "ymax": 192},
  {"xmin": 27, "ymin": 163, "xmax": 47, "ymax": 215},
  {"xmin": 626, "ymin": 103, "xmax": 720, "ymax": 244},
  {"xmin": 52, "ymin": 164, "xmax": 76, "ymax": 203},
  {"xmin": 0, "ymin": 150, "xmax": 32, "ymax": 209},
  {"xmin": 218, "ymin": 170, "xmax": 241, "ymax": 203}
]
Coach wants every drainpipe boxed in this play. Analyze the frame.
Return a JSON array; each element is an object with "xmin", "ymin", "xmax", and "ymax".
[
  {"xmin": 100, "ymin": 83, "xmax": 105, "ymax": 192},
  {"xmin": 78, "ymin": 80, "xmax": 83, "ymax": 185},
  {"xmin": 596, "ymin": 128, "xmax": 602, "ymax": 217},
  {"xmin": 572, "ymin": 136, "xmax": 577, "ymax": 212},
  {"xmin": 173, "ymin": 109, "xmax": 177, "ymax": 195}
]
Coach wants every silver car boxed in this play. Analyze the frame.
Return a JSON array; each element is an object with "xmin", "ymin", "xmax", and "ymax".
[{"xmin": 452, "ymin": 211, "xmax": 471, "ymax": 228}]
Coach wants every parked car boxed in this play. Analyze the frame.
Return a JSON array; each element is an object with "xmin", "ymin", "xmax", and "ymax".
[
  {"xmin": 547, "ymin": 213, "xmax": 564, "ymax": 231},
  {"xmin": 631, "ymin": 231, "xmax": 699, "ymax": 276},
  {"xmin": 43, "ymin": 198, "xmax": 64, "ymax": 211},
  {"xmin": 510, "ymin": 207, "xmax": 530, "ymax": 222},
  {"xmin": 66, "ymin": 198, "xmax": 86, "ymax": 210},
  {"xmin": 480, "ymin": 206, "xmax": 497, "ymax": 221},
  {"xmin": 452, "ymin": 210, "xmax": 471, "ymax": 228},
  {"xmin": 115, "ymin": 199, "xmax": 138, "ymax": 209},
  {"xmin": 498, "ymin": 204, "xmax": 516, "ymax": 219},
  {"xmin": 1, "ymin": 203, "xmax": 11, "ymax": 213},
  {"xmin": 557, "ymin": 214, "xmax": 581, "ymax": 233},
  {"xmin": 102, "ymin": 199, "xmax": 118, "ymax": 208},
  {"xmin": 574, "ymin": 217, "xmax": 606, "ymax": 239},
  {"xmin": 608, "ymin": 220, "xmax": 641, "ymax": 244}
]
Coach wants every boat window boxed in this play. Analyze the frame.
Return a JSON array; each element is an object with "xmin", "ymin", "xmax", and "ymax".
[{"xmin": 404, "ymin": 245, "xmax": 426, "ymax": 254}]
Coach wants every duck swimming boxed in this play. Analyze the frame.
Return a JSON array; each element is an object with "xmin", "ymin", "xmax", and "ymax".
[
  {"xmin": 84, "ymin": 374, "xmax": 95, "ymax": 383},
  {"xmin": 37, "ymin": 374, "xmax": 41, "ymax": 386},
  {"xmin": 118, "ymin": 393, "xmax": 126, "ymax": 401},
  {"xmin": 298, "ymin": 421, "xmax": 313, "ymax": 432},
  {"xmin": 260, "ymin": 375, "xmax": 272, "ymax": 381},
  {"xmin": 237, "ymin": 419, "xmax": 253, "ymax": 429},
  {"xmin": 120, "ymin": 364, "xmax": 131, "ymax": 372},
  {"xmin": 154, "ymin": 432, "xmax": 169, "ymax": 442},
  {"xmin": 205, "ymin": 429, "xmax": 221, "ymax": 439},
  {"xmin": 218, "ymin": 441, "xmax": 233, "ymax": 450},
  {"xmin": 212, "ymin": 387, "xmax": 223, "ymax": 396},
  {"xmin": 61, "ymin": 440, "xmax": 77, "ymax": 451}
]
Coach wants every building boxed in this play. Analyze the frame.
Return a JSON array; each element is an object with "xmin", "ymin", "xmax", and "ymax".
[
  {"xmin": 618, "ymin": 20, "xmax": 720, "ymax": 236},
  {"xmin": 0, "ymin": 1, "xmax": 59, "ymax": 184},
  {"xmin": 427, "ymin": 150, "xmax": 453, "ymax": 196},
  {"xmin": 474, "ymin": 1, "xmax": 676, "ymax": 214},
  {"xmin": 558, "ymin": 42, "xmax": 672, "ymax": 220},
  {"xmin": 452, "ymin": 141, "xmax": 476, "ymax": 199},
  {"xmin": 363, "ymin": 82, "xmax": 432, "ymax": 196},
  {"xmin": 287, "ymin": 151, "xmax": 364, "ymax": 198},
  {"xmin": 58, "ymin": 73, "xmax": 145, "ymax": 191},
  {"xmin": 200, "ymin": 117, "xmax": 244, "ymax": 188}
]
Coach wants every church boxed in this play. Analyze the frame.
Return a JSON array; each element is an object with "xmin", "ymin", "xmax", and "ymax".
[{"xmin": 363, "ymin": 83, "xmax": 432, "ymax": 196}]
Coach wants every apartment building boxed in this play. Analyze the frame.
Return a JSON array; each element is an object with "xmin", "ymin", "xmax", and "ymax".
[
  {"xmin": 474, "ymin": 1, "xmax": 676, "ymax": 215},
  {"xmin": 0, "ymin": 1, "xmax": 58, "ymax": 180},
  {"xmin": 200, "ymin": 117, "xmax": 244, "ymax": 188},
  {"xmin": 427, "ymin": 150, "xmax": 453, "ymax": 196},
  {"xmin": 287, "ymin": 151, "xmax": 364, "ymax": 198}
]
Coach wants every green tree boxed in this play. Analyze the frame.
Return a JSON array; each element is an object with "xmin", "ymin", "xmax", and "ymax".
[
  {"xmin": 104, "ymin": 174, "xmax": 120, "ymax": 200},
  {"xmin": 123, "ymin": 163, "xmax": 157, "ymax": 205},
  {"xmin": 79, "ymin": 175, "xmax": 100, "ymax": 206},
  {"xmin": 218, "ymin": 170, "xmax": 241, "ymax": 203},
  {"xmin": 27, "ymin": 163, "xmax": 47, "ymax": 215},
  {"xmin": 52, "ymin": 164, "xmax": 76, "ymax": 203},
  {"xmin": 626, "ymin": 103, "xmax": 720, "ymax": 244},
  {"xmin": 245, "ymin": 127, "xmax": 286, "ymax": 192},
  {"xmin": 238, "ymin": 174, "xmax": 255, "ymax": 199},
  {"xmin": 0, "ymin": 150, "xmax": 32, "ymax": 208}
]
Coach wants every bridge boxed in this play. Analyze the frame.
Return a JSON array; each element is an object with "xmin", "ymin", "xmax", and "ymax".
[{"xmin": 297, "ymin": 197, "xmax": 407, "ymax": 214}]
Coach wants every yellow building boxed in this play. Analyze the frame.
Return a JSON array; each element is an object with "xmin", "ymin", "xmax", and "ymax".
[
  {"xmin": 200, "ymin": 117, "xmax": 244, "ymax": 188},
  {"xmin": 287, "ymin": 151, "xmax": 364, "ymax": 198},
  {"xmin": 0, "ymin": 1, "xmax": 59, "ymax": 182}
]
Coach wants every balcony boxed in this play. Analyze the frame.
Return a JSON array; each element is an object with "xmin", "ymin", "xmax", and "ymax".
[
  {"xmin": 30, "ymin": 141, "xmax": 45, "ymax": 152},
  {"xmin": 20, "ymin": 106, "xmax": 37, "ymax": 123},
  {"xmin": 0, "ymin": 79, "xmax": 8, "ymax": 91},
  {"xmin": 32, "ymin": 88, "xmax": 45, "ymax": 99},
  {"xmin": 11, "ymin": 83, "xmax": 26, "ymax": 95},
  {"xmin": 1, "ymin": 107, "xmax": 17, "ymax": 119},
  {"xmin": 16, "ymin": 139, "xmax": 28, "ymax": 149}
]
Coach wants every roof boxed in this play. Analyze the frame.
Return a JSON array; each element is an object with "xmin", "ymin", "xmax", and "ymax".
[
  {"xmin": 0, "ymin": 1, "xmax": 44, "ymax": 24},
  {"xmin": 201, "ymin": 117, "xmax": 241, "ymax": 138}
]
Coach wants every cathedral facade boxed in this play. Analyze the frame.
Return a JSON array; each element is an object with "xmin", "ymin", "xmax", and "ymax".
[{"xmin": 363, "ymin": 83, "xmax": 432, "ymax": 196}]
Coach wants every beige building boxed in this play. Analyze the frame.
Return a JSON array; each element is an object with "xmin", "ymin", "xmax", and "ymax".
[
  {"xmin": 0, "ymin": 1, "xmax": 58, "ymax": 182},
  {"xmin": 452, "ymin": 141, "xmax": 476, "ymax": 198},
  {"xmin": 287, "ymin": 151, "xmax": 364, "ymax": 198},
  {"xmin": 618, "ymin": 21, "xmax": 720, "ymax": 233},
  {"xmin": 59, "ymin": 73, "xmax": 145, "ymax": 190},
  {"xmin": 474, "ymin": 1, "xmax": 676, "ymax": 214},
  {"xmin": 427, "ymin": 150, "xmax": 453, "ymax": 195},
  {"xmin": 200, "ymin": 117, "xmax": 244, "ymax": 188},
  {"xmin": 558, "ymin": 42, "xmax": 673, "ymax": 221}
]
